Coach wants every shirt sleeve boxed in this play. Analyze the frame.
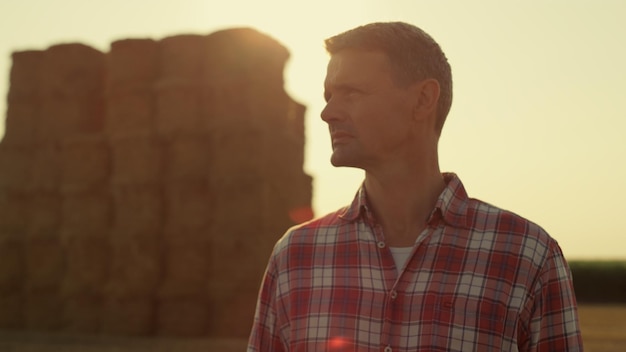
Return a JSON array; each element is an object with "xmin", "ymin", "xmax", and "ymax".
[
  {"xmin": 247, "ymin": 255, "xmax": 286, "ymax": 352},
  {"xmin": 519, "ymin": 241, "xmax": 584, "ymax": 351}
]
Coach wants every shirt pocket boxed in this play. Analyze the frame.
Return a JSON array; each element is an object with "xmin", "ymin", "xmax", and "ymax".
[{"xmin": 437, "ymin": 295, "xmax": 508, "ymax": 334}]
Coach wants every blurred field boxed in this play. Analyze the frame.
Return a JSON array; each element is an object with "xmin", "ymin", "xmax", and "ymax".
[
  {"xmin": 0, "ymin": 304, "xmax": 623, "ymax": 351},
  {"xmin": 578, "ymin": 304, "xmax": 626, "ymax": 352}
]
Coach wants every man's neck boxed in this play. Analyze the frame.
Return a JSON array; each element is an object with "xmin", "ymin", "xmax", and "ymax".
[{"xmin": 364, "ymin": 165, "xmax": 445, "ymax": 247}]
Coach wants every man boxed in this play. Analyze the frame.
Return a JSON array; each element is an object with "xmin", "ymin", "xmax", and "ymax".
[{"xmin": 248, "ymin": 22, "xmax": 582, "ymax": 351}]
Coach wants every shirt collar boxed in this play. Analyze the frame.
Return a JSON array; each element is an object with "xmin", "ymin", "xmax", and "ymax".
[
  {"xmin": 338, "ymin": 181, "xmax": 369, "ymax": 223},
  {"xmin": 338, "ymin": 172, "xmax": 471, "ymax": 229},
  {"xmin": 435, "ymin": 173, "xmax": 471, "ymax": 229}
]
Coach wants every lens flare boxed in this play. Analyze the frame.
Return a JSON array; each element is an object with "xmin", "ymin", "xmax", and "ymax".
[{"xmin": 327, "ymin": 336, "xmax": 353, "ymax": 351}]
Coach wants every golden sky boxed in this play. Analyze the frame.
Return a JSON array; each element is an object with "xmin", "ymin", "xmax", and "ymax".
[{"xmin": 1, "ymin": 0, "xmax": 625, "ymax": 259}]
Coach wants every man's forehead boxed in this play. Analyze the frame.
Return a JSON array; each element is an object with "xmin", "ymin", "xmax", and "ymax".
[{"xmin": 325, "ymin": 49, "xmax": 391, "ymax": 83}]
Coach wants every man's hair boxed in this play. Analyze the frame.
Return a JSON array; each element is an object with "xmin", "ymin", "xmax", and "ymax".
[{"xmin": 325, "ymin": 22, "xmax": 453, "ymax": 134}]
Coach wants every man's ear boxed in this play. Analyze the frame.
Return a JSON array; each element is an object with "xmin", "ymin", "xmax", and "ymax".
[{"xmin": 412, "ymin": 78, "xmax": 440, "ymax": 119}]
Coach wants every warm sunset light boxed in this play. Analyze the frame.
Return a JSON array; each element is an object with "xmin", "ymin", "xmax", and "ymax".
[{"xmin": 1, "ymin": 0, "xmax": 625, "ymax": 264}]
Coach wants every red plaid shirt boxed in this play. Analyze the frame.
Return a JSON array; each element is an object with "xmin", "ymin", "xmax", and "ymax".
[{"xmin": 248, "ymin": 173, "xmax": 583, "ymax": 351}]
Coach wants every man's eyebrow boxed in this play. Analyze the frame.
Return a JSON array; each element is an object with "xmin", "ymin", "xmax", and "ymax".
[{"xmin": 324, "ymin": 84, "xmax": 351, "ymax": 102}]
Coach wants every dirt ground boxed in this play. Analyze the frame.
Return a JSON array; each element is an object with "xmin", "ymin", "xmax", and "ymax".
[
  {"xmin": 0, "ymin": 333, "xmax": 248, "ymax": 352},
  {"xmin": 0, "ymin": 304, "xmax": 623, "ymax": 351}
]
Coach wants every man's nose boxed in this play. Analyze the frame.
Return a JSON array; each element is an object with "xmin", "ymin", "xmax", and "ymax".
[{"xmin": 320, "ymin": 99, "xmax": 341, "ymax": 123}]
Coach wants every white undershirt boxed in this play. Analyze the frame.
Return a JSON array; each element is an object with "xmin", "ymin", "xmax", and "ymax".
[{"xmin": 389, "ymin": 246, "xmax": 413, "ymax": 274}]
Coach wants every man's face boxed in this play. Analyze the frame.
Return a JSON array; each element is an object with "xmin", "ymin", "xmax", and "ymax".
[{"xmin": 321, "ymin": 49, "xmax": 416, "ymax": 169}]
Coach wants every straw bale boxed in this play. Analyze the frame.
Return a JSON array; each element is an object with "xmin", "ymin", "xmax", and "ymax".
[
  {"xmin": 105, "ymin": 89, "xmax": 154, "ymax": 136},
  {"xmin": 156, "ymin": 296, "xmax": 210, "ymax": 337},
  {"xmin": 63, "ymin": 293, "xmax": 102, "ymax": 333},
  {"xmin": 155, "ymin": 78, "xmax": 203, "ymax": 134},
  {"xmin": 101, "ymin": 295, "xmax": 155, "ymax": 335},
  {"xmin": 208, "ymin": 230, "xmax": 268, "ymax": 292},
  {"xmin": 208, "ymin": 125, "xmax": 267, "ymax": 177},
  {"xmin": 158, "ymin": 34, "xmax": 205, "ymax": 80},
  {"xmin": 61, "ymin": 191, "xmax": 111, "ymax": 235},
  {"xmin": 59, "ymin": 137, "xmax": 110, "ymax": 193},
  {"xmin": 243, "ymin": 88, "xmax": 294, "ymax": 127},
  {"xmin": 264, "ymin": 132, "xmax": 305, "ymax": 176},
  {"xmin": 61, "ymin": 235, "xmax": 109, "ymax": 295},
  {"xmin": 200, "ymin": 84, "xmax": 253, "ymax": 125},
  {"xmin": 107, "ymin": 38, "xmax": 158, "ymax": 87},
  {"xmin": 40, "ymin": 43, "xmax": 105, "ymax": 99},
  {"xmin": 163, "ymin": 134, "xmax": 210, "ymax": 181},
  {"xmin": 106, "ymin": 235, "xmax": 162, "ymax": 297},
  {"xmin": 28, "ymin": 143, "xmax": 61, "ymax": 192},
  {"xmin": 203, "ymin": 28, "xmax": 288, "ymax": 87},
  {"xmin": 0, "ymin": 143, "xmax": 32, "ymax": 192},
  {"xmin": 271, "ymin": 172, "xmax": 313, "ymax": 215},
  {"xmin": 24, "ymin": 236, "xmax": 65, "ymax": 290},
  {"xmin": 8, "ymin": 50, "xmax": 43, "ymax": 102},
  {"xmin": 38, "ymin": 97, "xmax": 105, "ymax": 141},
  {"xmin": 24, "ymin": 289, "xmax": 65, "ymax": 330},
  {"xmin": 201, "ymin": 28, "xmax": 291, "ymax": 127},
  {"xmin": 3, "ymin": 101, "xmax": 39, "ymax": 144},
  {"xmin": 208, "ymin": 288, "xmax": 258, "ymax": 338},
  {"xmin": 164, "ymin": 180, "xmax": 212, "ymax": 232},
  {"xmin": 0, "ymin": 235, "xmax": 23, "ymax": 292},
  {"xmin": 203, "ymin": 86, "xmax": 296, "ymax": 132},
  {"xmin": 265, "ymin": 168, "xmax": 313, "ymax": 203},
  {"xmin": 158, "ymin": 240, "xmax": 210, "ymax": 298},
  {"xmin": 0, "ymin": 191, "xmax": 29, "ymax": 234},
  {"xmin": 209, "ymin": 175, "xmax": 269, "ymax": 233},
  {"xmin": 110, "ymin": 134, "xmax": 162, "ymax": 186},
  {"xmin": 0, "ymin": 291, "xmax": 23, "ymax": 329},
  {"xmin": 111, "ymin": 185, "xmax": 163, "ymax": 236},
  {"xmin": 287, "ymin": 99, "xmax": 306, "ymax": 139},
  {"xmin": 26, "ymin": 193, "xmax": 61, "ymax": 237}
]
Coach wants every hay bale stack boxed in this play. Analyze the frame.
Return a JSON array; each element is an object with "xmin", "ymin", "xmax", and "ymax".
[{"xmin": 0, "ymin": 28, "xmax": 313, "ymax": 338}]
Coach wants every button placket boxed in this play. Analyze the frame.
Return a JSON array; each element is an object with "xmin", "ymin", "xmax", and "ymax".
[{"xmin": 390, "ymin": 290, "xmax": 398, "ymax": 300}]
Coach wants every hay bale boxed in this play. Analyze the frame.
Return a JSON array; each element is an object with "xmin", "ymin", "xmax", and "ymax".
[
  {"xmin": 8, "ymin": 50, "xmax": 43, "ymax": 102},
  {"xmin": 101, "ymin": 295, "xmax": 155, "ymax": 335},
  {"xmin": 28, "ymin": 143, "xmax": 61, "ymax": 192},
  {"xmin": 162, "ymin": 134, "xmax": 209, "ymax": 182},
  {"xmin": 156, "ymin": 295, "xmax": 210, "ymax": 337},
  {"xmin": 154, "ymin": 79, "xmax": 202, "ymax": 135},
  {"xmin": 110, "ymin": 134, "xmax": 163, "ymax": 186},
  {"xmin": 0, "ymin": 143, "xmax": 32, "ymax": 192},
  {"xmin": 59, "ymin": 137, "xmax": 110, "ymax": 194},
  {"xmin": 159, "ymin": 239, "xmax": 210, "ymax": 298},
  {"xmin": 24, "ymin": 236, "xmax": 65, "ymax": 291},
  {"xmin": 61, "ymin": 235, "xmax": 109, "ymax": 296},
  {"xmin": 111, "ymin": 185, "xmax": 163, "ymax": 236},
  {"xmin": 26, "ymin": 193, "xmax": 61, "ymax": 237},
  {"xmin": 107, "ymin": 38, "xmax": 158, "ymax": 88},
  {"xmin": 159, "ymin": 34, "xmax": 205, "ymax": 81},
  {"xmin": 0, "ymin": 235, "xmax": 23, "ymax": 292},
  {"xmin": 61, "ymin": 191, "xmax": 111, "ymax": 235},
  {"xmin": 105, "ymin": 89, "xmax": 155, "ymax": 136},
  {"xmin": 40, "ymin": 43, "xmax": 104, "ymax": 100},
  {"xmin": 106, "ymin": 234, "xmax": 162, "ymax": 297},
  {"xmin": 163, "ymin": 180, "xmax": 212, "ymax": 232}
]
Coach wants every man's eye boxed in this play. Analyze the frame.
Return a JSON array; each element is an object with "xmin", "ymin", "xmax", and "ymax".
[{"xmin": 345, "ymin": 89, "xmax": 361, "ymax": 97}]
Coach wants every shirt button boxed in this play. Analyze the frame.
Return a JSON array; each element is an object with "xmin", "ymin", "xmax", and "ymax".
[
  {"xmin": 390, "ymin": 290, "xmax": 398, "ymax": 299},
  {"xmin": 377, "ymin": 241, "xmax": 386, "ymax": 248},
  {"xmin": 384, "ymin": 346, "xmax": 392, "ymax": 352}
]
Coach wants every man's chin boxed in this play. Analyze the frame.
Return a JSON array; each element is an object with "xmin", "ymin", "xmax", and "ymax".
[{"xmin": 330, "ymin": 154, "xmax": 359, "ymax": 168}]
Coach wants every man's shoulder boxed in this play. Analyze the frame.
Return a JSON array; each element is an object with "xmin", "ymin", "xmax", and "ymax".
[
  {"xmin": 464, "ymin": 197, "xmax": 547, "ymax": 236},
  {"xmin": 460, "ymin": 197, "xmax": 559, "ymax": 262},
  {"xmin": 271, "ymin": 206, "xmax": 351, "ymax": 253}
]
